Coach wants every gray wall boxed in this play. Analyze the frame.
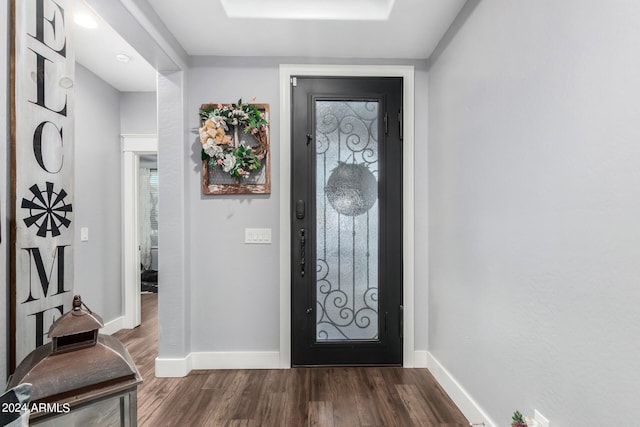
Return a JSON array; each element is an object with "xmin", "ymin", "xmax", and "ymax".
[
  {"xmin": 187, "ymin": 57, "xmax": 429, "ymax": 353},
  {"xmin": 1, "ymin": 1, "xmax": 8, "ymax": 382},
  {"xmin": 120, "ymin": 91, "xmax": 157, "ymax": 135},
  {"xmin": 428, "ymin": 1, "xmax": 640, "ymax": 425},
  {"xmin": 157, "ymin": 70, "xmax": 191, "ymax": 358},
  {"xmin": 188, "ymin": 59, "xmax": 280, "ymax": 352},
  {"xmin": 74, "ymin": 64, "xmax": 123, "ymax": 322},
  {"xmin": 414, "ymin": 63, "xmax": 429, "ymax": 351}
]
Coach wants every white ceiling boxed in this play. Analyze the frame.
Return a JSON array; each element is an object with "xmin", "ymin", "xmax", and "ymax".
[
  {"xmin": 73, "ymin": 0, "xmax": 157, "ymax": 92},
  {"xmin": 74, "ymin": 0, "xmax": 466, "ymax": 92},
  {"xmin": 148, "ymin": 0, "xmax": 466, "ymax": 58}
]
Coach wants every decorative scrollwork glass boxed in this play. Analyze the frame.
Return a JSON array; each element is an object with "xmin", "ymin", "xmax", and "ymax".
[{"xmin": 315, "ymin": 100, "xmax": 379, "ymax": 341}]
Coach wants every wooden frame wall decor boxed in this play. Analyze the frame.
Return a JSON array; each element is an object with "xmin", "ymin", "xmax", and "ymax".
[
  {"xmin": 200, "ymin": 103, "xmax": 271, "ymax": 195},
  {"xmin": 10, "ymin": 0, "xmax": 75, "ymax": 371}
]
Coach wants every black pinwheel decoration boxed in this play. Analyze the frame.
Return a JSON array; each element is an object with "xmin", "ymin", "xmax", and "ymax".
[{"xmin": 21, "ymin": 182, "xmax": 73, "ymax": 238}]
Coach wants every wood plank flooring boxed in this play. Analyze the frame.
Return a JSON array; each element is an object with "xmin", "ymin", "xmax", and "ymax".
[{"xmin": 114, "ymin": 294, "xmax": 470, "ymax": 427}]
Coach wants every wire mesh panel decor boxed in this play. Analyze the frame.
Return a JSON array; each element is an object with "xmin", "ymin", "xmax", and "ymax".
[
  {"xmin": 200, "ymin": 103, "xmax": 270, "ymax": 195},
  {"xmin": 315, "ymin": 100, "xmax": 380, "ymax": 342}
]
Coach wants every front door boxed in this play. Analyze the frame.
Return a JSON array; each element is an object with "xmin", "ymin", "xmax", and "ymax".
[{"xmin": 291, "ymin": 77, "xmax": 403, "ymax": 366}]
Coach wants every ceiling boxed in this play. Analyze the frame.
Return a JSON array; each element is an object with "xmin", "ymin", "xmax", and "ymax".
[
  {"xmin": 73, "ymin": 0, "xmax": 157, "ymax": 92},
  {"xmin": 74, "ymin": 0, "xmax": 466, "ymax": 92}
]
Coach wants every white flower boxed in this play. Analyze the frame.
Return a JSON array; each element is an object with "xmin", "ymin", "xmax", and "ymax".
[
  {"xmin": 202, "ymin": 138, "xmax": 217, "ymax": 157},
  {"xmin": 211, "ymin": 115, "xmax": 228, "ymax": 131},
  {"xmin": 222, "ymin": 153, "xmax": 236, "ymax": 173},
  {"xmin": 202, "ymin": 138, "xmax": 215, "ymax": 155},
  {"xmin": 204, "ymin": 143, "xmax": 223, "ymax": 158}
]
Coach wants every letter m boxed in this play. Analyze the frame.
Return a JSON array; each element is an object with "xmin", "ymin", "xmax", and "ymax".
[{"xmin": 22, "ymin": 246, "xmax": 70, "ymax": 303}]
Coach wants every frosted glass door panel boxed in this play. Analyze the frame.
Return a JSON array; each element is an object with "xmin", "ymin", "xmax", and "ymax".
[{"xmin": 315, "ymin": 101, "xmax": 379, "ymax": 342}]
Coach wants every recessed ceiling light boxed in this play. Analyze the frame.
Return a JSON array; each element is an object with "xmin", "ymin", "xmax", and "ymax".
[
  {"xmin": 115, "ymin": 53, "xmax": 131, "ymax": 63},
  {"xmin": 73, "ymin": 13, "xmax": 98, "ymax": 29}
]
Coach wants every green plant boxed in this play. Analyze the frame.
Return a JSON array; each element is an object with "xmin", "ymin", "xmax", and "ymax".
[{"xmin": 511, "ymin": 410, "xmax": 527, "ymax": 427}]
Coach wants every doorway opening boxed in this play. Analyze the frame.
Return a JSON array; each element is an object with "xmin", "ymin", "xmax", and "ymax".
[
  {"xmin": 139, "ymin": 155, "xmax": 159, "ymax": 295},
  {"xmin": 122, "ymin": 135, "xmax": 158, "ymax": 329}
]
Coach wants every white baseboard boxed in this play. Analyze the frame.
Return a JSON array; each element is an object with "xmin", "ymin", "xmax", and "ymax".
[
  {"xmin": 426, "ymin": 352, "xmax": 497, "ymax": 427},
  {"xmin": 102, "ymin": 316, "xmax": 125, "ymax": 336},
  {"xmin": 155, "ymin": 351, "xmax": 281, "ymax": 377},
  {"xmin": 155, "ymin": 354, "xmax": 193, "ymax": 377},
  {"xmin": 191, "ymin": 351, "xmax": 281, "ymax": 370}
]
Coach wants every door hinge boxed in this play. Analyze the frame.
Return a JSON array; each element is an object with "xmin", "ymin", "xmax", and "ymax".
[
  {"xmin": 399, "ymin": 305, "xmax": 404, "ymax": 338},
  {"xmin": 384, "ymin": 112, "xmax": 388, "ymax": 135},
  {"xmin": 398, "ymin": 110, "xmax": 403, "ymax": 141},
  {"xmin": 291, "ymin": 77, "xmax": 297, "ymax": 87}
]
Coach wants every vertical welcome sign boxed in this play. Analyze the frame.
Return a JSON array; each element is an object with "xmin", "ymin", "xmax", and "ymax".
[{"xmin": 10, "ymin": 0, "xmax": 74, "ymax": 370}]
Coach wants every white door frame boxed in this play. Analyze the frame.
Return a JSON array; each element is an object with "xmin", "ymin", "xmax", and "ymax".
[
  {"xmin": 279, "ymin": 64, "xmax": 416, "ymax": 367},
  {"xmin": 122, "ymin": 134, "xmax": 158, "ymax": 329}
]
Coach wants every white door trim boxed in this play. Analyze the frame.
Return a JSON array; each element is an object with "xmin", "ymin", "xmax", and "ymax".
[
  {"xmin": 122, "ymin": 134, "xmax": 158, "ymax": 329},
  {"xmin": 279, "ymin": 64, "xmax": 416, "ymax": 367}
]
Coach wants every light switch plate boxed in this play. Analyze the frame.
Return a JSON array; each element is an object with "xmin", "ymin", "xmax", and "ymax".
[
  {"xmin": 245, "ymin": 228, "xmax": 271, "ymax": 244},
  {"xmin": 80, "ymin": 227, "xmax": 89, "ymax": 242}
]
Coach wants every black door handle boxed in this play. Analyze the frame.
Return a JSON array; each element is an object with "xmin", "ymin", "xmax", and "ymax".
[{"xmin": 299, "ymin": 228, "xmax": 306, "ymax": 277}]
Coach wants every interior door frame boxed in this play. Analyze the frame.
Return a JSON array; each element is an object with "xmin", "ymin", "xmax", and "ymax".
[
  {"xmin": 279, "ymin": 64, "xmax": 415, "ymax": 367},
  {"xmin": 122, "ymin": 134, "xmax": 158, "ymax": 329}
]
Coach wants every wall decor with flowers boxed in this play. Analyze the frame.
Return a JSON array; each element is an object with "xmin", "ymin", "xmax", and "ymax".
[{"xmin": 199, "ymin": 100, "xmax": 270, "ymax": 194}]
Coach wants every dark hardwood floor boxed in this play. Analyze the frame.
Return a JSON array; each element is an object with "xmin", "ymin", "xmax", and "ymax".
[{"xmin": 114, "ymin": 294, "xmax": 470, "ymax": 427}]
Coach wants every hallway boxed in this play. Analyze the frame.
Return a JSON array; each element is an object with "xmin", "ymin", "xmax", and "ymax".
[{"xmin": 115, "ymin": 294, "xmax": 469, "ymax": 426}]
